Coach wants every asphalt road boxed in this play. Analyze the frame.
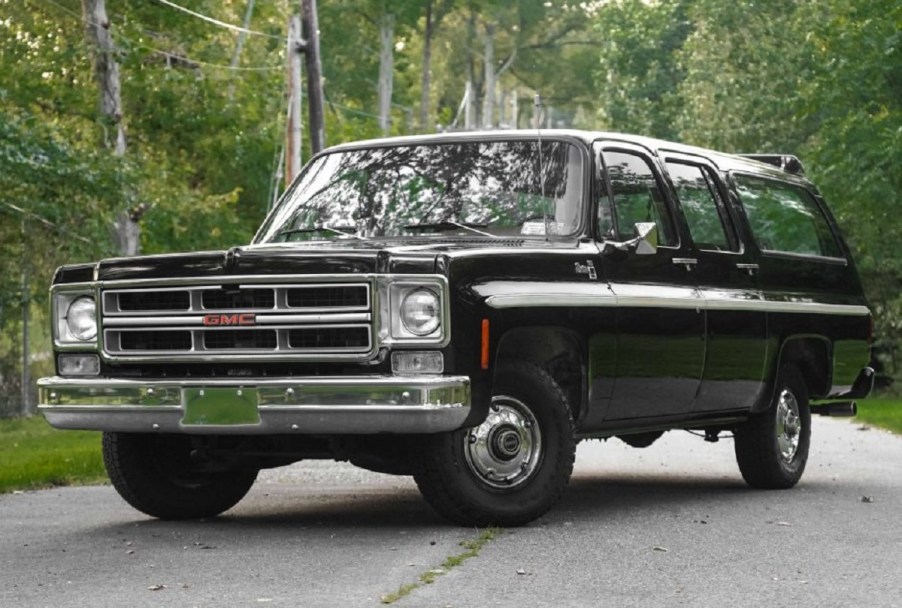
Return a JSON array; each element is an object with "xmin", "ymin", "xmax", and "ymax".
[{"xmin": 2, "ymin": 417, "xmax": 900, "ymax": 608}]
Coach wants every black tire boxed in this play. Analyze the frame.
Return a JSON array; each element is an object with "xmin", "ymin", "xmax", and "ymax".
[
  {"xmin": 413, "ymin": 360, "xmax": 576, "ymax": 527},
  {"xmin": 102, "ymin": 432, "xmax": 258, "ymax": 519},
  {"xmin": 734, "ymin": 367, "xmax": 811, "ymax": 489}
]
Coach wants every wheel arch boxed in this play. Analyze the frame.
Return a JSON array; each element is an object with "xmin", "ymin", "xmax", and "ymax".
[
  {"xmin": 493, "ymin": 325, "xmax": 585, "ymax": 422},
  {"xmin": 766, "ymin": 335, "xmax": 832, "ymax": 406}
]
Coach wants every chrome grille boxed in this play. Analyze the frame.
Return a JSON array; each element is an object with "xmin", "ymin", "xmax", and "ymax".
[
  {"xmin": 202, "ymin": 288, "xmax": 275, "ymax": 310},
  {"xmin": 118, "ymin": 291, "xmax": 190, "ymax": 311},
  {"xmin": 101, "ymin": 282, "xmax": 373, "ymax": 360}
]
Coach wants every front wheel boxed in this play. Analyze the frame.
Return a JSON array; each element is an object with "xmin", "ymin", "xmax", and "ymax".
[
  {"xmin": 413, "ymin": 360, "xmax": 576, "ymax": 527},
  {"xmin": 102, "ymin": 432, "xmax": 258, "ymax": 519},
  {"xmin": 734, "ymin": 367, "xmax": 811, "ymax": 489}
]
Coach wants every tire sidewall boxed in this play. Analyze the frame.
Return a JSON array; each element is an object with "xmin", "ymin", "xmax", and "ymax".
[
  {"xmin": 734, "ymin": 366, "xmax": 812, "ymax": 489},
  {"xmin": 103, "ymin": 432, "xmax": 257, "ymax": 519}
]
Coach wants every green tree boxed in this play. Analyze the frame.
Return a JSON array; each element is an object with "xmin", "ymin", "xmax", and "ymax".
[
  {"xmin": 799, "ymin": 0, "xmax": 902, "ymax": 363},
  {"xmin": 591, "ymin": 0, "xmax": 692, "ymax": 139}
]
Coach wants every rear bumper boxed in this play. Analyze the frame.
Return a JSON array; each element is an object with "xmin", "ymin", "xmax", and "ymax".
[{"xmin": 37, "ymin": 375, "xmax": 470, "ymax": 435}]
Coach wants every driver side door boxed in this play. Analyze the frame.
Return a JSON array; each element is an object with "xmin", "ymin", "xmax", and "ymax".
[{"xmin": 594, "ymin": 142, "xmax": 706, "ymax": 421}]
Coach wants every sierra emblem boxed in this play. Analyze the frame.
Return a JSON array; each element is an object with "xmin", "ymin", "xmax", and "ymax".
[{"xmin": 202, "ymin": 313, "xmax": 257, "ymax": 326}]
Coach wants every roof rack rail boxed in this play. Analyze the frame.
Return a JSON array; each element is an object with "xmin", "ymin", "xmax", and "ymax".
[{"xmin": 740, "ymin": 154, "xmax": 805, "ymax": 175}]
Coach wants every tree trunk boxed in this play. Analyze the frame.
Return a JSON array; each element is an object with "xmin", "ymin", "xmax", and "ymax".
[
  {"xmin": 466, "ymin": 10, "xmax": 481, "ymax": 127},
  {"xmin": 286, "ymin": 15, "xmax": 303, "ymax": 186},
  {"xmin": 419, "ymin": 2, "xmax": 433, "ymax": 132},
  {"xmin": 82, "ymin": 0, "xmax": 141, "ymax": 255},
  {"xmin": 378, "ymin": 13, "xmax": 395, "ymax": 135},
  {"xmin": 82, "ymin": 0, "xmax": 125, "ymax": 155},
  {"xmin": 465, "ymin": 80, "xmax": 476, "ymax": 129},
  {"xmin": 227, "ymin": 0, "xmax": 256, "ymax": 100},
  {"xmin": 482, "ymin": 23, "xmax": 495, "ymax": 129}
]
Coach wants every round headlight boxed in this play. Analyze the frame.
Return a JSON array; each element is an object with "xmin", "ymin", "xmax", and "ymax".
[
  {"xmin": 66, "ymin": 296, "xmax": 97, "ymax": 341},
  {"xmin": 400, "ymin": 289, "xmax": 440, "ymax": 336}
]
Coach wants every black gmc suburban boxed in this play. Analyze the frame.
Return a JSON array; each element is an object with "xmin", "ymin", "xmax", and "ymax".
[{"xmin": 38, "ymin": 130, "xmax": 874, "ymax": 526}]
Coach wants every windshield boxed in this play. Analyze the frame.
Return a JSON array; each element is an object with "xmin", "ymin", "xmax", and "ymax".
[{"xmin": 254, "ymin": 139, "xmax": 585, "ymax": 243}]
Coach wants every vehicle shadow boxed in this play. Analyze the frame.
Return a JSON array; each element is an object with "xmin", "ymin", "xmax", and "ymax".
[{"xmin": 82, "ymin": 470, "xmax": 829, "ymax": 539}]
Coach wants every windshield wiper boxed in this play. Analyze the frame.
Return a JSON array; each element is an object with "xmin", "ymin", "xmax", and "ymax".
[
  {"xmin": 403, "ymin": 221, "xmax": 495, "ymax": 237},
  {"xmin": 275, "ymin": 224, "xmax": 363, "ymax": 240}
]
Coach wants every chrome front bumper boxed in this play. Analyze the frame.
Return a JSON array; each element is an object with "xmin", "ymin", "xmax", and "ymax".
[{"xmin": 37, "ymin": 375, "xmax": 470, "ymax": 435}]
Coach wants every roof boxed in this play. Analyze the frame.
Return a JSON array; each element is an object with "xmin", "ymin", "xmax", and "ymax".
[{"xmin": 322, "ymin": 129, "xmax": 811, "ymax": 183}]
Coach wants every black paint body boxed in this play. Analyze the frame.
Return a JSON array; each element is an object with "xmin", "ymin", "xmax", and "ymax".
[{"xmin": 51, "ymin": 131, "xmax": 872, "ymax": 437}]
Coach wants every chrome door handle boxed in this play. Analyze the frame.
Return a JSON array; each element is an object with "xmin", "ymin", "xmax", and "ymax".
[
  {"xmin": 672, "ymin": 257, "xmax": 698, "ymax": 271},
  {"xmin": 736, "ymin": 263, "xmax": 759, "ymax": 276}
]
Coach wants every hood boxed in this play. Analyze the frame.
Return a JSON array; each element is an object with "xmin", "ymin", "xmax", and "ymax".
[{"xmin": 53, "ymin": 237, "xmax": 574, "ymax": 284}]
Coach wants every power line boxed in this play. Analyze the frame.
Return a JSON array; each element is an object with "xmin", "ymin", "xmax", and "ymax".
[
  {"xmin": 152, "ymin": 0, "xmax": 284, "ymax": 40},
  {"xmin": 140, "ymin": 45, "xmax": 282, "ymax": 71},
  {"xmin": 0, "ymin": 202, "xmax": 93, "ymax": 244},
  {"xmin": 37, "ymin": 0, "xmax": 282, "ymax": 72}
]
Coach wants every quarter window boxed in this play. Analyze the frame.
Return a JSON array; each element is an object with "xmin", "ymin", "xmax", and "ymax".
[
  {"xmin": 601, "ymin": 150, "xmax": 676, "ymax": 246},
  {"xmin": 666, "ymin": 161, "xmax": 736, "ymax": 252},
  {"xmin": 734, "ymin": 174, "xmax": 842, "ymax": 258}
]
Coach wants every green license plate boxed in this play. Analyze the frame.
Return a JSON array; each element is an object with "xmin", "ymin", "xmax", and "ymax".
[{"xmin": 181, "ymin": 387, "xmax": 260, "ymax": 426}]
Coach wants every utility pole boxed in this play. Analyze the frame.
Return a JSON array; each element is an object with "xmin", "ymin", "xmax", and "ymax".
[
  {"xmin": 301, "ymin": 0, "xmax": 325, "ymax": 154},
  {"xmin": 286, "ymin": 14, "xmax": 303, "ymax": 187}
]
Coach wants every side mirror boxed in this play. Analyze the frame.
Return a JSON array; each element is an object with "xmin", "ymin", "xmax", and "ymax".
[
  {"xmin": 602, "ymin": 222, "xmax": 658, "ymax": 255},
  {"xmin": 633, "ymin": 222, "xmax": 658, "ymax": 255}
]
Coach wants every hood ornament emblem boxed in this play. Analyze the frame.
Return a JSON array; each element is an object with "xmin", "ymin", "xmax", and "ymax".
[{"xmin": 224, "ymin": 246, "xmax": 242, "ymax": 271}]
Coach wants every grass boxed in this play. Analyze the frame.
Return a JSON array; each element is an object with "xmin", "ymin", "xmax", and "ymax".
[
  {"xmin": 0, "ymin": 416, "xmax": 106, "ymax": 493},
  {"xmin": 854, "ymin": 396, "xmax": 902, "ymax": 435},
  {"xmin": 380, "ymin": 527, "xmax": 503, "ymax": 604}
]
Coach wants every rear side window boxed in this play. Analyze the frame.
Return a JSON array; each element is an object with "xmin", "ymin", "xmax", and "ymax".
[
  {"xmin": 602, "ymin": 150, "xmax": 676, "ymax": 246},
  {"xmin": 734, "ymin": 174, "xmax": 842, "ymax": 258}
]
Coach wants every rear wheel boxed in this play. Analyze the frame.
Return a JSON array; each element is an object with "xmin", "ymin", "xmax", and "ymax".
[
  {"xmin": 102, "ymin": 432, "xmax": 258, "ymax": 519},
  {"xmin": 413, "ymin": 360, "xmax": 576, "ymax": 527},
  {"xmin": 734, "ymin": 367, "xmax": 811, "ymax": 489}
]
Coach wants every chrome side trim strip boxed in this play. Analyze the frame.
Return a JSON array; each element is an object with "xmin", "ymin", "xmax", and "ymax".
[{"xmin": 482, "ymin": 282, "xmax": 870, "ymax": 316}]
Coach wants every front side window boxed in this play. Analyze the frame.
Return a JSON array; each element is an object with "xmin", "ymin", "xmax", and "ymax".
[
  {"xmin": 254, "ymin": 140, "xmax": 584, "ymax": 242},
  {"xmin": 599, "ymin": 150, "xmax": 676, "ymax": 246},
  {"xmin": 734, "ymin": 174, "xmax": 842, "ymax": 258},
  {"xmin": 666, "ymin": 161, "xmax": 736, "ymax": 252}
]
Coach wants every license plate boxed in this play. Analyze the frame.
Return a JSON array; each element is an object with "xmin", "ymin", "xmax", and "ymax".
[{"xmin": 181, "ymin": 387, "xmax": 260, "ymax": 426}]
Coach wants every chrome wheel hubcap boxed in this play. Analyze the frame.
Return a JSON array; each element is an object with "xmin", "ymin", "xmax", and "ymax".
[
  {"xmin": 776, "ymin": 389, "xmax": 801, "ymax": 464},
  {"xmin": 464, "ymin": 396, "xmax": 542, "ymax": 489}
]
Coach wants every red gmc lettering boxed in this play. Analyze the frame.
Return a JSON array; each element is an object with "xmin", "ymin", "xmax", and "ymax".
[{"xmin": 202, "ymin": 313, "xmax": 256, "ymax": 326}]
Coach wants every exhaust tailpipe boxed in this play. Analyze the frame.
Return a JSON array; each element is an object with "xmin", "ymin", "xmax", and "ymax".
[{"xmin": 811, "ymin": 401, "xmax": 858, "ymax": 417}]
